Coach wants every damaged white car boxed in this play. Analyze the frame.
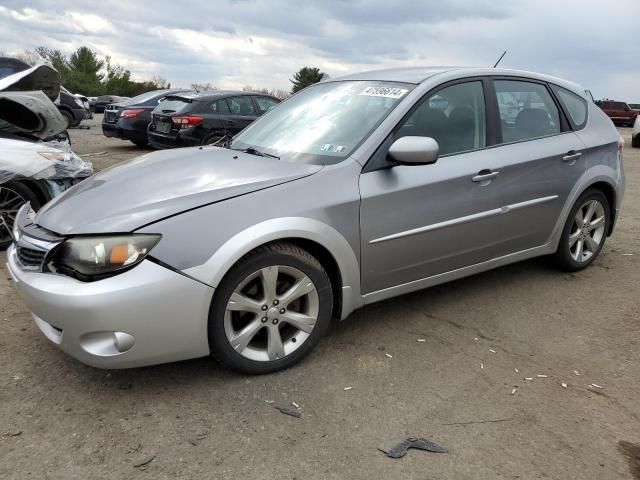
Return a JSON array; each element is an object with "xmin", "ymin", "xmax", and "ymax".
[{"xmin": 0, "ymin": 58, "xmax": 92, "ymax": 248}]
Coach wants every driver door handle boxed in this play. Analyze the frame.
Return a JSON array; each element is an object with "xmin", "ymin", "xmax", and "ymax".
[{"xmin": 472, "ymin": 170, "xmax": 500, "ymax": 183}]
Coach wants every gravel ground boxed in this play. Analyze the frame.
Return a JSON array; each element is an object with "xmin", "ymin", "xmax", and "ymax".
[{"xmin": 1, "ymin": 116, "xmax": 639, "ymax": 479}]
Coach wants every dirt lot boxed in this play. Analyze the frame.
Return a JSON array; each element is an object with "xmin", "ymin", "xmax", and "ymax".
[{"xmin": 1, "ymin": 116, "xmax": 639, "ymax": 479}]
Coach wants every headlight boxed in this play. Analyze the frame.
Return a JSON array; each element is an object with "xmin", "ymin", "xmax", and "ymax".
[{"xmin": 54, "ymin": 234, "xmax": 161, "ymax": 280}]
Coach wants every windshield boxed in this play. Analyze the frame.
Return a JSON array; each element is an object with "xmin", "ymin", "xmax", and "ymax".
[{"xmin": 230, "ymin": 81, "xmax": 413, "ymax": 164}]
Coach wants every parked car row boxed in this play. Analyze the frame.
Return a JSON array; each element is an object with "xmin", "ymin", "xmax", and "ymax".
[
  {"xmin": 101, "ymin": 90, "xmax": 280, "ymax": 148},
  {"xmin": 596, "ymin": 99, "xmax": 638, "ymax": 127},
  {"xmin": 6, "ymin": 66, "xmax": 626, "ymax": 374}
]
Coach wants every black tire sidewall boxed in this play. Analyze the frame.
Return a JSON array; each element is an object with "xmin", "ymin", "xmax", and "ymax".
[
  {"xmin": 555, "ymin": 189, "xmax": 610, "ymax": 271},
  {"xmin": 61, "ymin": 111, "xmax": 73, "ymax": 128},
  {"xmin": 0, "ymin": 182, "xmax": 42, "ymax": 250},
  {"xmin": 208, "ymin": 247, "xmax": 333, "ymax": 374}
]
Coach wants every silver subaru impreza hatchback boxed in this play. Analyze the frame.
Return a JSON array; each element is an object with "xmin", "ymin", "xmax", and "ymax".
[{"xmin": 7, "ymin": 67, "xmax": 625, "ymax": 373}]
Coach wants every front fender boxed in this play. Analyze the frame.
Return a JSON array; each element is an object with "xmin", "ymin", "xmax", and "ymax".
[{"xmin": 183, "ymin": 217, "xmax": 363, "ymax": 319}]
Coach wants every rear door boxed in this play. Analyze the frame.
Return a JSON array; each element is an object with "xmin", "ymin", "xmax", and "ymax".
[
  {"xmin": 486, "ymin": 78, "xmax": 587, "ymax": 254},
  {"xmin": 221, "ymin": 96, "xmax": 258, "ymax": 134},
  {"xmin": 253, "ymin": 96, "xmax": 280, "ymax": 116}
]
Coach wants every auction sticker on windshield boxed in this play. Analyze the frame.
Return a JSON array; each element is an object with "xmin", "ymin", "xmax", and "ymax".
[{"xmin": 359, "ymin": 86, "xmax": 408, "ymax": 99}]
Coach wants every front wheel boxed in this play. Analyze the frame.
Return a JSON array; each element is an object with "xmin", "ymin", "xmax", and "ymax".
[
  {"xmin": 553, "ymin": 189, "xmax": 610, "ymax": 272},
  {"xmin": 0, "ymin": 182, "xmax": 42, "ymax": 250},
  {"xmin": 209, "ymin": 242, "xmax": 333, "ymax": 374}
]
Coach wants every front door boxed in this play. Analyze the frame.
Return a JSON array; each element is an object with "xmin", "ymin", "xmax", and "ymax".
[{"xmin": 359, "ymin": 80, "xmax": 509, "ymax": 294}]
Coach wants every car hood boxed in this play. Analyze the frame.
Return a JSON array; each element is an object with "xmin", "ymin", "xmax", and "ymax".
[
  {"xmin": 0, "ymin": 60, "xmax": 66, "ymax": 138},
  {"xmin": 36, "ymin": 146, "xmax": 322, "ymax": 234}
]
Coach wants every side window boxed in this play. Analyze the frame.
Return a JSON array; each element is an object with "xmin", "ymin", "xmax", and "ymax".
[
  {"xmin": 494, "ymin": 80, "xmax": 560, "ymax": 143},
  {"xmin": 553, "ymin": 86, "xmax": 588, "ymax": 129},
  {"xmin": 255, "ymin": 96, "xmax": 279, "ymax": 115},
  {"xmin": 227, "ymin": 96, "xmax": 256, "ymax": 116},
  {"xmin": 396, "ymin": 81, "xmax": 486, "ymax": 156},
  {"xmin": 212, "ymin": 99, "xmax": 230, "ymax": 114}
]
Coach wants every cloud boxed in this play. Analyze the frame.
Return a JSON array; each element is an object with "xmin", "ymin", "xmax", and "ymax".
[{"xmin": 0, "ymin": 0, "xmax": 638, "ymax": 100}]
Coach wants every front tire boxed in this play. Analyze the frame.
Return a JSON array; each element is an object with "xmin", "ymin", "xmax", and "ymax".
[
  {"xmin": 209, "ymin": 242, "xmax": 333, "ymax": 374},
  {"xmin": 553, "ymin": 189, "xmax": 610, "ymax": 272},
  {"xmin": 632, "ymin": 136, "xmax": 640, "ymax": 148},
  {"xmin": 0, "ymin": 182, "xmax": 42, "ymax": 250}
]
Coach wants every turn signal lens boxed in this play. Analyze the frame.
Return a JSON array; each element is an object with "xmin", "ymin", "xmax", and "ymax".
[{"xmin": 171, "ymin": 116, "xmax": 204, "ymax": 128}]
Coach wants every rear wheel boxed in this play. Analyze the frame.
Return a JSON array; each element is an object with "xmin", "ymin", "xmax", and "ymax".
[
  {"xmin": 632, "ymin": 135, "xmax": 640, "ymax": 148},
  {"xmin": 60, "ymin": 110, "xmax": 73, "ymax": 129},
  {"xmin": 202, "ymin": 133, "xmax": 225, "ymax": 146},
  {"xmin": 130, "ymin": 139, "xmax": 148, "ymax": 147},
  {"xmin": 553, "ymin": 189, "xmax": 610, "ymax": 272},
  {"xmin": 0, "ymin": 182, "xmax": 42, "ymax": 250},
  {"xmin": 209, "ymin": 242, "xmax": 333, "ymax": 374}
]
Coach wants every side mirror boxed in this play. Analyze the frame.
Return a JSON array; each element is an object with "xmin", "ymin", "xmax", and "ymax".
[{"xmin": 388, "ymin": 136, "xmax": 439, "ymax": 165}]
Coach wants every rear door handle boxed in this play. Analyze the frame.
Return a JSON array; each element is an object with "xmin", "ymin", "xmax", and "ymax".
[
  {"xmin": 562, "ymin": 151, "xmax": 582, "ymax": 163},
  {"xmin": 472, "ymin": 170, "xmax": 500, "ymax": 183}
]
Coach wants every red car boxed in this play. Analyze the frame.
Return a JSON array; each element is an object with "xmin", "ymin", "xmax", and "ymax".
[{"xmin": 597, "ymin": 100, "xmax": 638, "ymax": 127}]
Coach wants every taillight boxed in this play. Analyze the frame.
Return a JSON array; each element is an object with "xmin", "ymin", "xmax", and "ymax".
[
  {"xmin": 121, "ymin": 109, "xmax": 145, "ymax": 119},
  {"xmin": 618, "ymin": 136, "xmax": 624, "ymax": 154},
  {"xmin": 171, "ymin": 116, "xmax": 204, "ymax": 128}
]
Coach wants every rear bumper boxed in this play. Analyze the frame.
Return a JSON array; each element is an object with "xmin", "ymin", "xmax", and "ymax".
[
  {"xmin": 102, "ymin": 120, "xmax": 148, "ymax": 143},
  {"xmin": 7, "ymin": 245, "xmax": 214, "ymax": 369},
  {"xmin": 148, "ymin": 131, "xmax": 199, "ymax": 149}
]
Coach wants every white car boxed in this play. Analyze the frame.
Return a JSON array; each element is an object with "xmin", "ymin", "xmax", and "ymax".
[
  {"xmin": 633, "ymin": 115, "xmax": 639, "ymax": 148},
  {"xmin": 0, "ymin": 59, "xmax": 92, "ymax": 248}
]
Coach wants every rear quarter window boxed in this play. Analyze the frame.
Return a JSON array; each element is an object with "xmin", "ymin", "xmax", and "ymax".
[{"xmin": 553, "ymin": 86, "xmax": 588, "ymax": 130}]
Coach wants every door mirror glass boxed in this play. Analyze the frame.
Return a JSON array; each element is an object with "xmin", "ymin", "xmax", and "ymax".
[{"xmin": 388, "ymin": 136, "xmax": 439, "ymax": 165}]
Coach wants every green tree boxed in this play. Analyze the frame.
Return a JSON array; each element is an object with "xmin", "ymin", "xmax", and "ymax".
[
  {"xmin": 64, "ymin": 46, "xmax": 104, "ymax": 94},
  {"xmin": 290, "ymin": 67, "xmax": 325, "ymax": 93}
]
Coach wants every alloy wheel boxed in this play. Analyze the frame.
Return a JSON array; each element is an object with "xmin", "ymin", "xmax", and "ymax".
[
  {"xmin": 569, "ymin": 199, "xmax": 606, "ymax": 263},
  {"xmin": 223, "ymin": 265, "xmax": 320, "ymax": 362},
  {"xmin": 0, "ymin": 187, "xmax": 26, "ymax": 244}
]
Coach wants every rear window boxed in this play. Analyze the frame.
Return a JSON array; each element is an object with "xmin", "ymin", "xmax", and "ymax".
[
  {"xmin": 154, "ymin": 97, "xmax": 193, "ymax": 115},
  {"xmin": 553, "ymin": 86, "xmax": 588, "ymax": 129},
  {"xmin": 126, "ymin": 90, "xmax": 164, "ymax": 105},
  {"xmin": 494, "ymin": 80, "xmax": 561, "ymax": 143}
]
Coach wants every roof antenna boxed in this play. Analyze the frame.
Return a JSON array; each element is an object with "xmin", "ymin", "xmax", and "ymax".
[{"xmin": 493, "ymin": 50, "xmax": 507, "ymax": 68}]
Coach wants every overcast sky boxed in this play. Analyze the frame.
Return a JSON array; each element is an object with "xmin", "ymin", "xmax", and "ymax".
[{"xmin": 1, "ymin": 0, "xmax": 638, "ymax": 101}]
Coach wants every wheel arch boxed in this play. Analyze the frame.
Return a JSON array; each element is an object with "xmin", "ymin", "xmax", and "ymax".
[
  {"xmin": 184, "ymin": 217, "xmax": 363, "ymax": 320},
  {"xmin": 585, "ymin": 180, "xmax": 616, "ymax": 235}
]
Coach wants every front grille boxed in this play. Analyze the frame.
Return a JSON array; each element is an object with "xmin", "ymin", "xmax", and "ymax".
[{"xmin": 16, "ymin": 245, "xmax": 47, "ymax": 269}]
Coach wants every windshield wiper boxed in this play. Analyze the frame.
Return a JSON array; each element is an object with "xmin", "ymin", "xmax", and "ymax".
[{"xmin": 236, "ymin": 146, "xmax": 280, "ymax": 159}]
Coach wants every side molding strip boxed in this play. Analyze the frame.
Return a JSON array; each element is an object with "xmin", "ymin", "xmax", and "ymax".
[{"xmin": 369, "ymin": 195, "xmax": 559, "ymax": 244}]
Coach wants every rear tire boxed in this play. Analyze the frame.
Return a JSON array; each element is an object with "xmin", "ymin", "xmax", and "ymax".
[
  {"xmin": 208, "ymin": 242, "xmax": 333, "ymax": 374},
  {"xmin": 632, "ymin": 136, "xmax": 640, "ymax": 148},
  {"xmin": 552, "ymin": 189, "xmax": 610, "ymax": 272},
  {"xmin": 130, "ymin": 139, "xmax": 148, "ymax": 147},
  {"xmin": 202, "ymin": 133, "xmax": 225, "ymax": 146},
  {"xmin": 60, "ymin": 110, "xmax": 73, "ymax": 129},
  {"xmin": 0, "ymin": 182, "xmax": 42, "ymax": 250}
]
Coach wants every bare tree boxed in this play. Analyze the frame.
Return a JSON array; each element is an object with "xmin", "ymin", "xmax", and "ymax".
[
  {"xmin": 191, "ymin": 82, "xmax": 218, "ymax": 92},
  {"xmin": 151, "ymin": 75, "xmax": 169, "ymax": 89}
]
